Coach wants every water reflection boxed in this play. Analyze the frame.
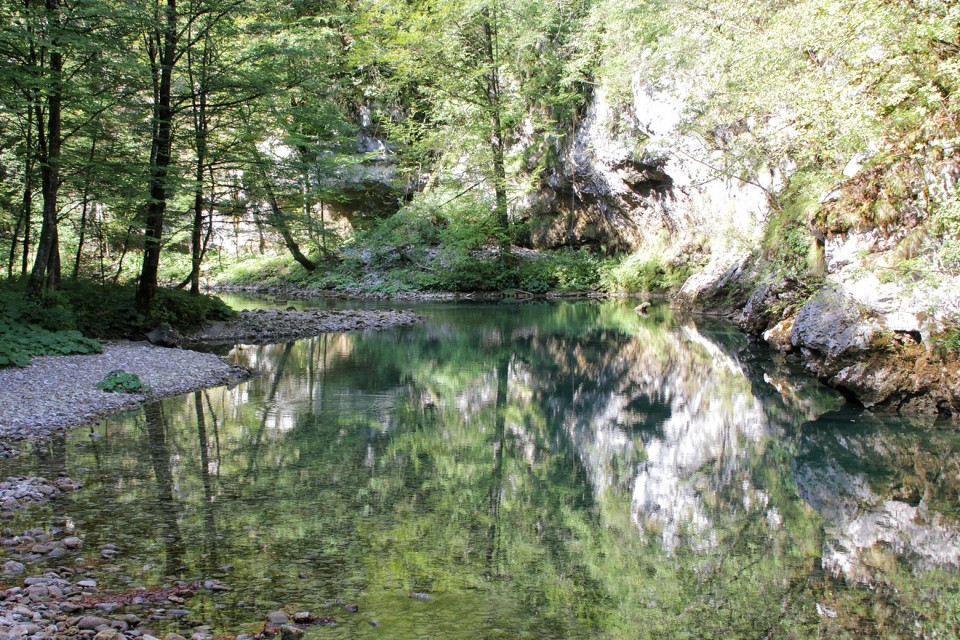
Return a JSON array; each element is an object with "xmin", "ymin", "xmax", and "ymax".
[
  {"xmin": 3, "ymin": 301, "xmax": 959, "ymax": 638},
  {"xmin": 794, "ymin": 411, "xmax": 960, "ymax": 583}
]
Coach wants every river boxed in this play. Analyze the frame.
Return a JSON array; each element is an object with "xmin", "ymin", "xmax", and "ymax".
[{"xmin": 4, "ymin": 299, "xmax": 959, "ymax": 638}]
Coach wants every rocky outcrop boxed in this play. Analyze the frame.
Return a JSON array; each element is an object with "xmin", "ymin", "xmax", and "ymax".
[
  {"xmin": 525, "ymin": 82, "xmax": 773, "ymax": 254},
  {"xmin": 736, "ymin": 279, "xmax": 960, "ymax": 415}
]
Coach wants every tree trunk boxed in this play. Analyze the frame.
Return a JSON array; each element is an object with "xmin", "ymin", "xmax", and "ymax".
[
  {"xmin": 72, "ymin": 136, "xmax": 98, "ymax": 279},
  {"xmin": 137, "ymin": 0, "xmax": 178, "ymax": 318},
  {"xmin": 263, "ymin": 180, "xmax": 316, "ymax": 272},
  {"xmin": 9, "ymin": 102, "xmax": 34, "ymax": 278},
  {"xmin": 187, "ymin": 35, "xmax": 210, "ymax": 295},
  {"xmin": 245, "ymin": 147, "xmax": 317, "ymax": 272},
  {"xmin": 28, "ymin": 0, "xmax": 63, "ymax": 296},
  {"xmin": 480, "ymin": 8, "xmax": 510, "ymax": 260}
]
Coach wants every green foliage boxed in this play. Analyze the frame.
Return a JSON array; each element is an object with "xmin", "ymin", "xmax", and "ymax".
[
  {"xmin": 0, "ymin": 287, "xmax": 102, "ymax": 367},
  {"xmin": 932, "ymin": 186, "xmax": 960, "ymax": 272},
  {"xmin": 95, "ymin": 369, "xmax": 149, "ymax": 394},
  {"xmin": 0, "ymin": 279, "xmax": 236, "ymax": 350},
  {"xmin": 599, "ymin": 252, "xmax": 692, "ymax": 293},
  {"xmin": 932, "ymin": 324, "xmax": 960, "ymax": 358},
  {"xmin": 152, "ymin": 288, "xmax": 237, "ymax": 329}
]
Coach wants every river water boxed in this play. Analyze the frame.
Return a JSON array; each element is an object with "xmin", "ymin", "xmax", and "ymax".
[{"xmin": 5, "ymin": 300, "xmax": 960, "ymax": 638}]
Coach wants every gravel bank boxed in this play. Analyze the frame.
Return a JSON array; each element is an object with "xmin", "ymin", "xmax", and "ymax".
[
  {"xmin": 0, "ymin": 342, "xmax": 248, "ymax": 453},
  {"xmin": 183, "ymin": 308, "xmax": 421, "ymax": 346}
]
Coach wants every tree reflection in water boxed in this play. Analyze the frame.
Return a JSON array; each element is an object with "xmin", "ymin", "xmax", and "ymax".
[{"xmin": 10, "ymin": 300, "xmax": 960, "ymax": 638}]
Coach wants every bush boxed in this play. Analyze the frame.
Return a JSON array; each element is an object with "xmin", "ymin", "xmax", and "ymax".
[
  {"xmin": 599, "ymin": 253, "xmax": 691, "ymax": 293},
  {"xmin": 96, "ymin": 369, "xmax": 149, "ymax": 393},
  {"xmin": 0, "ymin": 279, "xmax": 237, "ymax": 366}
]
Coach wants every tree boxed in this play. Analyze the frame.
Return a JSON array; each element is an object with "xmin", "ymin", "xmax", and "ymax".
[
  {"xmin": 136, "ymin": 0, "xmax": 179, "ymax": 317},
  {"xmin": 356, "ymin": 0, "xmax": 590, "ymax": 256}
]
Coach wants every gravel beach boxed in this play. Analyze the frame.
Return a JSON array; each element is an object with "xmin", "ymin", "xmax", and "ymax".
[
  {"xmin": 0, "ymin": 307, "xmax": 422, "ymax": 455},
  {"xmin": 0, "ymin": 342, "xmax": 248, "ymax": 454}
]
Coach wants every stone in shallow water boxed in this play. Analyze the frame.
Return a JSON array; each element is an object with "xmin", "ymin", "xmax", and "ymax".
[
  {"xmin": 266, "ymin": 612, "xmax": 289, "ymax": 625},
  {"xmin": 279, "ymin": 625, "xmax": 304, "ymax": 640}
]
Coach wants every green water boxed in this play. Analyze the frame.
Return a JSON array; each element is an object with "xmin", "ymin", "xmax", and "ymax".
[{"xmin": 6, "ymin": 300, "xmax": 960, "ymax": 638}]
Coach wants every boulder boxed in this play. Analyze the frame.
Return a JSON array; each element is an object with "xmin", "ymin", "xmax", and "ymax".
[
  {"xmin": 145, "ymin": 323, "xmax": 183, "ymax": 349},
  {"xmin": 791, "ymin": 286, "xmax": 879, "ymax": 366}
]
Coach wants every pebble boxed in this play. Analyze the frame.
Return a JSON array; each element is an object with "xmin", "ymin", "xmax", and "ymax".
[
  {"xmin": 0, "ymin": 476, "xmax": 82, "ymax": 512},
  {"xmin": 266, "ymin": 612, "xmax": 289, "ymax": 625}
]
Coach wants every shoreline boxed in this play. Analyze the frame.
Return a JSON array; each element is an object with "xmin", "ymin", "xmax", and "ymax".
[
  {"xmin": 0, "ymin": 342, "xmax": 249, "ymax": 457},
  {"xmin": 0, "ymin": 308, "xmax": 423, "ymax": 457}
]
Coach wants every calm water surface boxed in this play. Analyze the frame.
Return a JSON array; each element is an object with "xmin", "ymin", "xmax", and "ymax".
[{"xmin": 5, "ymin": 300, "xmax": 960, "ymax": 638}]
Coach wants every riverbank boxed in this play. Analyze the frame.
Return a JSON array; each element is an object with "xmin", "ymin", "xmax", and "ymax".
[
  {"xmin": 216, "ymin": 280, "xmax": 960, "ymax": 415},
  {"xmin": 0, "ymin": 342, "xmax": 248, "ymax": 456},
  {"xmin": 0, "ymin": 308, "xmax": 423, "ymax": 454},
  {"xmin": 183, "ymin": 307, "xmax": 421, "ymax": 346}
]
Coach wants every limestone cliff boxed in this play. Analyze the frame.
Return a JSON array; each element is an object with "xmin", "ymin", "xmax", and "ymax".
[{"xmin": 532, "ymin": 73, "xmax": 960, "ymax": 416}]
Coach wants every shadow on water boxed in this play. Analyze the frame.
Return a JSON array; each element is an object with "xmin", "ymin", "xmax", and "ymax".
[{"xmin": 3, "ymin": 299, "xmax": 960, "ymax": 638}]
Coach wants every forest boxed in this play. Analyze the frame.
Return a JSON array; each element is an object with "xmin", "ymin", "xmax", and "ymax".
[{"xmin": 0, "ymin": 0, "xmax": 958, "ymax": 359}]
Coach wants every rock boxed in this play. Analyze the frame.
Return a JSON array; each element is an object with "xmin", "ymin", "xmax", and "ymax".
[
  {"xmin": 76, "ymin": 616, "xmax": 111, "ymax": 630},
  {"xmin": 408, "ymin": 592, "xmax": 432, "ymax": 600},
  {"xmin": 145, "ymin": 324, "xmax": 183, "ymax": 349},
  {"xmin": 202, "ymin": 579, "xmax": 229, "ymax": 592},
  {"xmin": 762, "ymin": 318, "xmax": 795, "ymax": 352},
  {"xmin": 344, "ymin": 604, "xmax": 359, "ymax": 613},
  {"xmin": 77, "ymin": 579, "xmax": 97, "ymax": 589},
  {"xmin": 791, "ymin": 286, "xmax": 878, "ymax": 363},
  {"xmin": 266, "ymin": 612, "xmax": 289, "ymax": 625},
  {"xmin": 94, "ymin": 630, "xmax": 123, "ymax": 640},
  {"xmin": 164, "ymin": 634, "xmax": 188, "ymax": 640},
  {"xmin": 291, "ymin": 612, "xmax": 312, "ymax": 624},
  {"xmin": 279, "ymin": 625, "xmax": 304, "ymax": 640},
  {"xmin": 10, "ymin": 623, "xmax": 42, "ymax": 636},
  {"xmin": 3, "ymin": 560, "xmax": 25, "ymax": 575}
]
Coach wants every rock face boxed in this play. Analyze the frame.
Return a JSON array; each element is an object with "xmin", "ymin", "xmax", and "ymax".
[
  {"xmin": 526, "ymin": 81, "xmax": 773, "ymax": 254},
  {"xmin": 790, "ymin": 286, "xmax": 880, "ymax": 364},
  {"xmin": 747, "ymin": 283, "xmax": 960, "ymax": 414}
]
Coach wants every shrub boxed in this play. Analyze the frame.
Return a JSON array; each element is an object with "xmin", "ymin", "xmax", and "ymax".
[
  {"xmin": 0, "ymin": 316, "xmax": 102, "ymax": 368},
  {"xmin": 599, "ymin": 253, "xmax": 691, "ymax": 293},
  {"xmin": 95, "ymin": 369, "xmax": 149, "ymax": 393}
]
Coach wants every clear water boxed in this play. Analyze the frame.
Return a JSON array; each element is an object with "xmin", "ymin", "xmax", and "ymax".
[{"xmin": 5, "ymin": 300, "xmax": 960, "ymax": 638}]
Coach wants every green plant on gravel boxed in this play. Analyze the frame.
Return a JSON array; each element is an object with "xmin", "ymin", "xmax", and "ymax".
[{"xmin": 95, "ymin": 369, "xmax": 150, "ymax": 394}]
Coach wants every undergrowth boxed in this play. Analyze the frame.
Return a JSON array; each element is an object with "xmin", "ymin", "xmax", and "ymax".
[{"xmin": 0, "ymin": 279, "xmax": 236, "ymax": 368}]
